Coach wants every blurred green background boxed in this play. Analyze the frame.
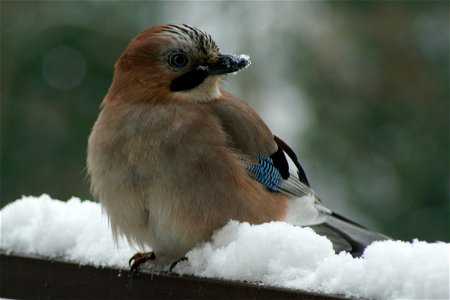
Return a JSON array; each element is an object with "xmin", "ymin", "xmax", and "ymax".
[{"xmin": 1, "ymin": 1, "xmax": 448, "ymax": 242}]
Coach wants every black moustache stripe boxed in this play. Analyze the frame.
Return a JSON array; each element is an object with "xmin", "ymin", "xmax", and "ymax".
[{"xmin": 170, "ymin": 69, "xmax": 208, "ymax": 92}]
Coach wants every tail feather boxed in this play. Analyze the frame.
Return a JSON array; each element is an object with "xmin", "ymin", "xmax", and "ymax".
[{"xmin": 310, "ymin": 212, "xmax": 391, "ymax": 257}]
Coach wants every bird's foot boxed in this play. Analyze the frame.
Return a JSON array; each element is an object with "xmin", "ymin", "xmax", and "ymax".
[
  {"xmin": 129, "ymin": 251, "xmax": 156, "ymax": 273},
  {"xmin": 169, "ymin": 256, "xmax": 188, "ymax": 272}
]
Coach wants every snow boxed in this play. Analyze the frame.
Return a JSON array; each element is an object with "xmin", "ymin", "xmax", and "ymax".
[
  {"xmin": 237, "ymin": 53, "xmax": 251, "ymax": 68},
  {"xmin": 0, "ymin": 194, "xmax": 134, "ymax": 268},
  {"xmin": 177, "ymin": 222, "xmax": 449, "ymax": 299},
  {"xmin": 1, "ymin": 195, "xmax": 449, "ymax": 299}
]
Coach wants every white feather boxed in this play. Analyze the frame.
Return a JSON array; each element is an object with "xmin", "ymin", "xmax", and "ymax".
[{"xmin": 284, "ymin": 194, "xmax": 330, "ymax": 226}]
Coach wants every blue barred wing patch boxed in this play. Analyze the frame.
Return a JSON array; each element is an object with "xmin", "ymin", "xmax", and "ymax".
[{"xmin": 248, "ymin": 155, "xmax": 283, "ymax": 192}]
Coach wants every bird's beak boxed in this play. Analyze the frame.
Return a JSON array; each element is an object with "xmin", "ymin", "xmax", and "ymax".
[{"xmin": 203, "ymin": 54, "xmax": 251, "ymax": 75}]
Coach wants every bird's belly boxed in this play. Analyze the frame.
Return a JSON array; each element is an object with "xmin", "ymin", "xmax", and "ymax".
[
  {"xmin": 97, "ymin": 168, "xmax": 216, "ymax": 263},
  {"xmin": 144, "ymin": 191, "xmax": 216, "ymax": 263}
]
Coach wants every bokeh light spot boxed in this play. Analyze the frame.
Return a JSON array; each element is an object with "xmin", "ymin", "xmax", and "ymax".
[{"xmin": 42, "ymin": 46, "xmax": 86, "ymax": 90}]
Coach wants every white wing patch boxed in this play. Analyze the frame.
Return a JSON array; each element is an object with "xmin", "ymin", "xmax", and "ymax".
[{"xmin": 284, "ymin": 194, "xmax": 330, "ymax": 226}]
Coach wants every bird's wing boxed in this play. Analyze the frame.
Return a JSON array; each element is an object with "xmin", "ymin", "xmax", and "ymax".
[{"xmin": 208, "ymin": 94, "xmax": 317, "ymax": 200}]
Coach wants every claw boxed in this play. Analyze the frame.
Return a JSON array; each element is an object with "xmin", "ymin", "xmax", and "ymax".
[{"xmin": 129, "ymin": 252, "xmax": 155, "ymax": 273}]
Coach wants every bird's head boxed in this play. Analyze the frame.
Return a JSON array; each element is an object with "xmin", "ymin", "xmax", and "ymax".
[{"xmin": 107, "ymin": 24, "xmax": 251, "ymax": 104}]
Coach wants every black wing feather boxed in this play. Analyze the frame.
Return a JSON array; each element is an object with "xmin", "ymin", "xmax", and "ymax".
[
  {"xmin": 273, "ymin": 135, "xmax": 310, "ymax": 187},
  {"xmin": 269, "ymin": 148, "xmax": 290, "ymax": 180}
]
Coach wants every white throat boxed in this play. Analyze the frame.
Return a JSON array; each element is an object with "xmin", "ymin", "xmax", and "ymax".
[{"xmin": 173, "ymin": 75, "xmax": 223, "ymax": 102}]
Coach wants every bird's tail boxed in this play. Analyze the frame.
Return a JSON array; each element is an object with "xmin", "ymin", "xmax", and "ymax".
[{"xmin": 310, "ymin": 212, "xmax": 391, "ymax": 257}]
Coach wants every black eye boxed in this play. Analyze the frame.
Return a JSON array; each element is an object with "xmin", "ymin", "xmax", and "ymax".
[{"xmin": 169, "ymin": 53, "xmax": 189, "ymax": 68}]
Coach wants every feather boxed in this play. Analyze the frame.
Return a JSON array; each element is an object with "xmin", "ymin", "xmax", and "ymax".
[{"xmin": 248, "ymin": 156, "xmax": 283, "ymax": 192}]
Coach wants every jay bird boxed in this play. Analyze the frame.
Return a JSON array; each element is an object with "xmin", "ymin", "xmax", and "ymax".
[{"xmin": 87, "ymin": 24, "xmax": 389, "ymax": 271}]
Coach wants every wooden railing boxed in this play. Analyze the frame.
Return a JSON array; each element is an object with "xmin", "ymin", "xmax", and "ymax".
[{"xmin": 0, "ymin": 254, "xmax": 350, "ymax": 299}]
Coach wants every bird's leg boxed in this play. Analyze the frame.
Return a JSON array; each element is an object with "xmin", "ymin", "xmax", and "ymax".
[
  {"xmin": 129, "ymin": 252, "xmax": 156, "ymax": 273},
  {"xmin": 169, "ymin": 256, "xmax": 188, "ymax": 272}
]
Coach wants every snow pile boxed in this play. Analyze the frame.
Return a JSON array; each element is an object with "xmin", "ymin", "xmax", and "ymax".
[
  {"xmin": 1, "ymin": 195, "xmax": 449, "ymax": 299},
  {"xmin": 0, "ymin": 194, "xmax": 134, "ymax": 268},
  {"xmin": 177, "ymin": 221, "xmax": 449, "ymax": 299}
]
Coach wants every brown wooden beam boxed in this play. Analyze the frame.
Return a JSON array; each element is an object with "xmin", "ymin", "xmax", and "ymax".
[{"xmin": 0, "ymin": 254, "xmax": 349, "ymax": 299}]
